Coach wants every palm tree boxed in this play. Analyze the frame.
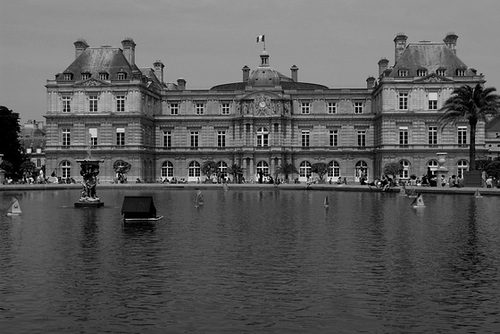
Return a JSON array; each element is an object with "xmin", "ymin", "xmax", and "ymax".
[
  {"xmin": 227, "ymin": 164, "xmax": 244, "ymax": 183},
  {"xmin": 275, "ymin": 162, "xmax": 298, "ymax": 183},
  {"xmin": 439, "ymin": 84, "xmax": 500, "ymax": 170}
]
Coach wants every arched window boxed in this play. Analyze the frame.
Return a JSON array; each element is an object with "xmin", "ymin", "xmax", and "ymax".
[
  {"xmin": 399, "ymin": 160, "xmax": 410, "ymax": 179},
  {"xmin": 188, "ymin": 161, "xmax": 201, "ymax": 177},
  {"xmin": 299, "ymin": 161, "xmax": 311, "ymax": 178},
  {"xmin": 60, "ymin": 160, "xmax": 71, "ymax": 178},
  {"xmin": 256, "ymin": 161, "xmax": 269, "ymax": 176},
  {"xmin": 427, "ymin": 160, "xmax": 439, "ymax": 174},
  {"xmin": 355, "ymin": 160, "xmax": 368, "ymax": 180},
  {"xmin": 256, "ymin": 127, "xmax": 269, "ymax": 147},
  {"xmin": 457, "ymin": 160, "xmax": 468, "ymax": 178},
  {"xmin": 328, "ymin": 161, "xmax": 340, "ymax": 178},
  {"xmin": 217, "ymin": 161, "xmax": 228, "ymax": 178},
  {"xmin": 161, "ymin": 161, "xmax": 174, "ymax": 178}
]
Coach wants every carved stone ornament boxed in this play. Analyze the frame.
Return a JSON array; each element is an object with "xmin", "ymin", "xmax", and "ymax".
[
  {"xmin": 253, "ymin": 94, "xmax": 272, "ymax": 115},
  {"xmin": 82, "ymin": 78, "xmax": 102, "ymax": 86}
]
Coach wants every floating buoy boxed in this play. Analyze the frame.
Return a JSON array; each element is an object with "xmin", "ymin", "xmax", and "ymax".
[
  {"xmin": 412, "ymin": 194, "xmax": 425, "ymax": 208},
  {"xmin": 7, "ymin": 198, "xmax": 22, "ymax": 216}
]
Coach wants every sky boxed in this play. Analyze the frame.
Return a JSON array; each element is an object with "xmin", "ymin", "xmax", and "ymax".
[{"xmin": 1, "ymin": 0, "xmax": 500, "ymax": 123}]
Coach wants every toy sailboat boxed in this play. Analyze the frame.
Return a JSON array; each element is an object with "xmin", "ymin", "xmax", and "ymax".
[
  {"xmin": 474, "ymin": 189, "xmax": 483, "ymax": 198},
  {"xmin": 324, "ymin": 196, "xmax": 329, "ymax": 208},
  {"xmin": 411, "ymin": 194, "xmax": 425, "ymax": 208},
  {"xmin": 399, "ymin": 186, "xmax": 406, "ymax": 196},
  {"xmin": 407, "ymin": 188, "xmax": 418, "ymax": 198},
  {"xmin": 195, "ymin": 190, "xmax": 204, "ymax": 207},
  {"xmin": 7, "ymin": 198, "xmax": 22, "ymax": 216}
]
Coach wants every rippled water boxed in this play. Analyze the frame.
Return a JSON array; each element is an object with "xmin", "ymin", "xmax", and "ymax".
[{"xmin": 1, "ymin": 188, "xmax": 499, "ymax": 333}]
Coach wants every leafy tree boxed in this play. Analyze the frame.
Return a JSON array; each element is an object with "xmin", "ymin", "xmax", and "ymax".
[
  {"xmin": 439, "ymin": 84, "xmax": 500, "ymax": 170},
  {"xmin": 483, "ymin": 159, "xmax": 500, "ymax": 179},
  {"xmin": 0, "ymin": 106, "xmax": 25, "ymax": 179},
  {"xmin": 201, "ymin": 161, "xmax": 218, "ymax": 181},
  {"xmin": 383, "ymin": 162, "xmax": 403, "ymax": 178},
  {"xmin": 20, "ymin": 161, "xmax": 37, "ymax": 179},
  {"xmin": 311, "ymin": 162, "xmax": 328, "ymax": 182},
  {"xmin": 274, "ymin": 162, "xmax": 298, "ymax": 182},
  {"xmin": 228, "ymin": 164, "xmax": 244, "ymax": 183}
]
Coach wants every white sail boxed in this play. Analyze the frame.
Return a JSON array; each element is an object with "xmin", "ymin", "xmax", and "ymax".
[{"xmin": 7, "ymin": 198, "xmax": 22, "ymax": 216}]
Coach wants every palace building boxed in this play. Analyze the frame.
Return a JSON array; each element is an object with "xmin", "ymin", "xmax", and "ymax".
[{"xmin": 44, "ymin": 33, "xmax": 488, "ymax": 183}]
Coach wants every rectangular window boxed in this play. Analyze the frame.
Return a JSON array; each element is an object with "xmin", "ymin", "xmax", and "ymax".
[
  {"xmin": 329, "ymin": 130, "xmax": 338, "ymax": 147},
  {"xmin": 399, "ymin": 127, "xmax": 409, "ymax": 146},
  {"xmin": 116, "ymin": 128, "xmax": 125, "ymax": 146},
  {"xmin": 190, "ymin": 131, "xmax": 199, "ymax": 148},
  {"xmin": 428, "ymin": 126, "xmax": 438, "ymax": 145},
  {"xmin": 327, "ymin": 102, "xmax": 337, "ymax": 114},
  {"xmin": 62, "ymin": 96, "xmax": 71, "ymax": 113},
  {"xmin": 399, "ymin": 92, "xmax": 408, "ymax": 110},
  {"xmin": 195, "ymin": 103, "xmax": 204, "ymax": 115},
  {"xmin": 163, "ymin": 130, "xmax": 171, "ymax": 148},
  {"xmin": 116, "ymin": 95, "xmax": 125, "ymax": 112},
  {"xmin": 169, "ymin": 103, "xmax": 179, "ymax": 115},
  {"xmin": 458, "ymin": 126, "xmax": 467, "ymax": 146},
  {"xmin": 81, "ymin": 73, "xmax": 90, "ymax": 80},
  {"xmin": 99, "ymin": 73, "xmax": 108, "ymax": 80},
  {"xmin": 357, "ymin": 130, "xmax": 366, "ymax": 147},
  {"xmin": 36, "ymin": 158, "xmax": 42, "ymax": 168},
  {"xmin": 117, "ymin": 72, "xmax": 126, "ymax": 80},
  {"xmin": 62, "ymin": 129, "xmax": 71, "ymax": 147},
  {"xmin": 89, "ymin": 96, "xmax": 98, "ymax": 112},
  {"xmin": 63, "ymin": 73, "xmax": 73, "ymax": 81},
  {"xmin": 456, "ymin": 69, "xmax": 466, "ymax": 76},
  {"xmin": 217, "ymin": 131, "xmax": 226, "ymax": 148},
  {"xmin": 428, "ymin": 92, "xmax": 438, "ymax": 110},
  {"xmin": 221, "ymin": 103, "xmax": 230, "ymax": 115},
  {"xmin": 398, "ymin": 70, "xmax": 408, "ymax": 77},
  {"xmin": 354, "ymin": 102, "xmax": 363, "ymax": 114},
  {"xmin": 301, "ymin": 130, "xmax": 310, "ymax": 147},
  {"xmin": 89, "ymin": 128, "xmax": 98, "ymax": 148},
  {"xmin": 301, "ymin": 102, "xmax": 310, "ymax": 114}
]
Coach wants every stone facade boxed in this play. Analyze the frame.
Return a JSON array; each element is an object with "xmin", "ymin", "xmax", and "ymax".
[{"xmin": 44, "ymin": 34, "xmax": 488, "ymax": 183}]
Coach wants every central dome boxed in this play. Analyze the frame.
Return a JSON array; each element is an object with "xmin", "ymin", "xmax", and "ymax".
[{"xmin": 247, "ymin": 50, "xmax": 281, "ymax": 86}]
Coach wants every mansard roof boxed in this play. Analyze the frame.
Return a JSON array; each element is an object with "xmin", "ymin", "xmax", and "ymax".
[
  {"xmin": 389, "ymin": 42, "xmax": 474, "ymax": 77},
  {"xmin": 210, "ymin": 81, "xmax": 328, "ymax": 91}
]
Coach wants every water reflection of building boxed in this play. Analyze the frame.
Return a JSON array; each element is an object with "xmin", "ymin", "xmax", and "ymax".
[
  {"xmin": 44, "ymin": 33, "xmax": 489, "ymax": 183},
  {"xmin": 20, "ymin": 120, "xmax": 46, "ymax": 175}
]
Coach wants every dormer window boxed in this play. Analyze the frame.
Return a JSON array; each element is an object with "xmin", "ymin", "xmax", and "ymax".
[
  {"xmin": 416, "ymin": 68, "xmax": 427, "ymax": 77},
  {"xmin": 398, "ymin": 69, "xmax": 408, "ymax": 77},
  {"xmin": 63, "ymin": 73, "xmax": 73, "ymax": 81},
  {"xmin": 99, "ymin": 72, "xmax": 109, "ymax": 80},
  {"xmin": 117, "ymin": 72, "xmax": 127, "ymax": 80},
  {"xmin": 81, "ymin": 72, "xmax": 91, "ymax": 80},
  {"xmin": 456, "ymin": 69, "xmax": 466, "ymax": 76},
  {"xmin": 436, "ymin": 68, "xmax": 446, "ymax": 76}
]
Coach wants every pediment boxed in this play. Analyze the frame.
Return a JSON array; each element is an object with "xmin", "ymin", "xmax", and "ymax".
[
  {"xmin": 77, "ymin": 78, "xmax": 109, "ymax": 86},
  {"xmin": 414, "ymin": 73, "xmax": 453, "ymax": 83}
]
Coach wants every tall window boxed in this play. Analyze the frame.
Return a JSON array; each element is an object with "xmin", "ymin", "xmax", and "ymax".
[
  {"xmin": 116, "ymin": 128, "xmax": 125, "ymax": 146},
  {"xmin": 190, "ymin": 131, "xmax": 199, "ymax": 148},
  {"xmin": 301, "ymin": 130, "xmax": 310, "ymax": 147},
  {"xmin": 301, "ymin": 102, "xmax": 310, "ymax": 114},
  {"xmin": 62, "ymin": 129, "xmax": 71, "ymax": 147},
  {"xmin": 428, "ymin": 126, "xmax": 438, "ymax": 145},
  {"xmin": 163, "ymin": 130, "xmax": 171, "ymax": 148},
  {"xmin": 217, "ymin": 131, "xmax": 226, "ymax": 148},
  {"xmin": 428, "ymin": 160, "xmax": 439, "ymax": 174},
  {"xmin": 221, "ymin": 103, "xmax": 230, "ymax": 115},
  {"xmin": 195, "ymin": 103, "xmax": 204, "ymax": 115},
  {"xmin": 169, "ymin": 103, "xmax": 179, "ymax": 115},
  {"xmin": 327, "ymin": 102, "xmax": 337, "ymax": 114},
  {"xmin": 354, "ymin": 102, "xmax": 363, "ymax": 114},
  {"xmin": 398, "ymin": 92, "xmax": 408, "ymax": 110},
  {"xmin": 355, "ymin": 161, "xmax": 368, "ymax": 180},
  {"xmin": 328, "ymin": 161, "xmax": 340, "ymax": 178},
  {"xmin": 457, "ymin": 160, "xmax": 468, "ymax": 178},
  {"xmin": 218, "ymin": 161, "xmax": 228, "ymax": 178},
  {"xmin": 256, "ymin": 161, "xmax": 269, "ymax": 176},
  {"xmin": 61, "ymin": 161, "xmax": 71, "ymax": 178},
  {"xmin": 161, "ymin": 161, "xmax": 174, "ymax": 178},
  {"xmin": 116, "ymin": 95, "xmax": 125, "ymax": 112},
  {"xmin": 256, "ymin": 127, "xmax": 269, "ymax": 147},
  {"xmin": 89, "ymin": 128, "xmax": 97, "ymax": 148},
  {"xmin": 329, "ymin": 129, "xmax": 338, "ymax": 147},
  {"xmin": 399, "ymin": 127, "xmax": 409, "ymax": 146},
  {"xmin": 188, "ymin": 161, "xmax": 201, "ymax": 177},
  {"xmin": 428, "ymin": 92, "xmax": 438, "ymax": 110},
  {"xmin": 458, "ymin": 126, "xmax": 467, "ymax": 146},
  {"xmin": 299, "ymin": 161, "xmax": 311, "ymax": 178},
  {"xmin": 89, "ymin": 95, "xmax": 98, "ymax": 112},
  {"xmin": 357, "ymin": 130, "xmax": 366, "ymax": 147},
  {"xmin": 62, "ymin": 96, "xmax": 71, "ymax": 113},
  {"xmin": 399, "ymin": 160, "xmax": 410, "ymax": 179}
]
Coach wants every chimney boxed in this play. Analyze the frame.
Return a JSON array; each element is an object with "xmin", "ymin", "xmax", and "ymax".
[
  {"xmin": 366, "ymin": 76, "xmax": 376, "ymax": 89},
  {"xmin": 290, "ymin": 65, "xmax": 299, "ymax": 82},
  {"xmin": 242, "ymin": 65, "xmax": 250, "ymax": 82},
  {"xmin": 153, "ymin": 60, "xmax": 165, "ymax": 84},
  {"xmin": 394, "ymin": 33, "xmax": 408, "ymax": 64},
  {"xmin": 444, "ymin": 32, "xmax": 458, "ymax": 54},
  {"xmin": 121, "ymin": 38, "xmax": 136, "ymax": 65},
  {"xmin": 177, "ymin": 78, "xmax": 186, "ymax": 90},
  {"xmin": 378, "ymin": 58, "xmax": 389, "ymax": 76},
  {"xmin": 74, "ymin": 39, "xmax": 89, "ymax": 59}
]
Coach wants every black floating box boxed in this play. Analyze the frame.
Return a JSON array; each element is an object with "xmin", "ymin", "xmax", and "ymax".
[{"xmin": 121, "ymin": 196, "xmax": 157, "ymax": 220}]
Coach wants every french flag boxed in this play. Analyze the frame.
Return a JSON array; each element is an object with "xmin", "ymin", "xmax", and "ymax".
[{"xmin": 256, "ymin": 35, "xmax": 265, "ymax": 43}]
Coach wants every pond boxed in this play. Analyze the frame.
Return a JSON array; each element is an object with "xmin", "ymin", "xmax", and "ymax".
[{"xmin": 1, "ymin": 188, "xmax": 499, "ymax": 333}]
